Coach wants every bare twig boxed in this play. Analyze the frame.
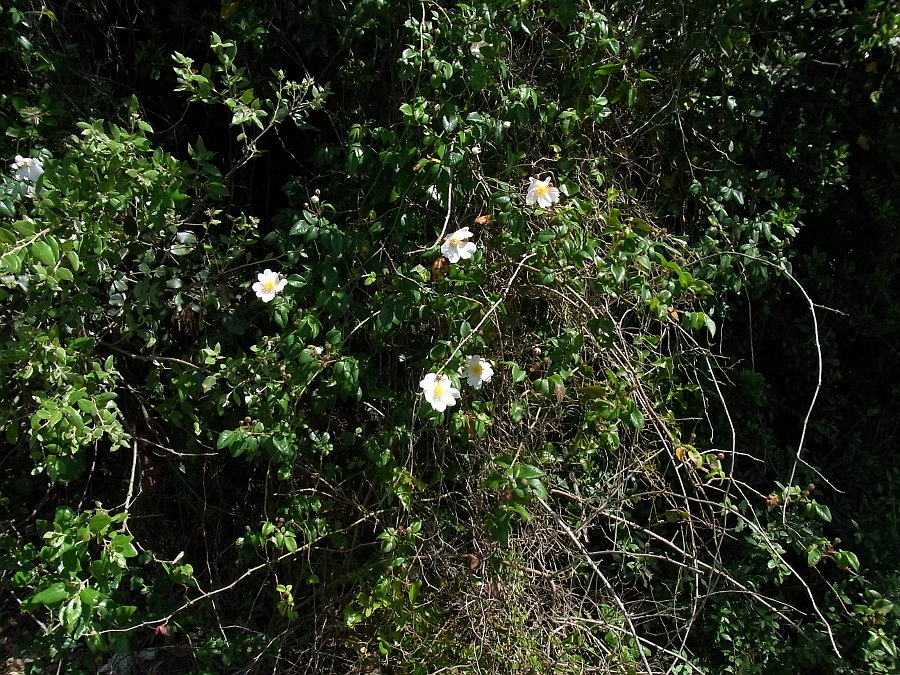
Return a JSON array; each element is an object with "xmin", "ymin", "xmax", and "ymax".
[
  {"xmin": 441, "ymin": 251, "xmax": 536, "ymax": 371},
  {"xmin": 536, "ymin": 496, "xmax": 657, "ymax": 675},
  {"xmin": 90, "ymin": 510, "xmax": 383, "ymax": 636},
  {"xmin": 99, "ymin": 340, "xmax": 203, "ymax": 371}
]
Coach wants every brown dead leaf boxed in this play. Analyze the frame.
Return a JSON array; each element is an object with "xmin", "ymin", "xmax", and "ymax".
[
  {"xmin": 554, "ymin": 382, "xmax": 565, "ymax": 404},
  {"xmin": 431, "ymin": 256, "xmax": 450, "ymax": 282}
]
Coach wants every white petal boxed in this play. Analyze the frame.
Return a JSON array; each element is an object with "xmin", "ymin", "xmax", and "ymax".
[
  {"xmin": 441, "ymin": 242, "xmax": 461, "ymax": 263},
  {"xmin": 447, "ymin": 226, "xmax": 473, "ymax": 241},
  {"xmin": 456, "ymin": 241, "xmax": 477, "ymax": 260}
]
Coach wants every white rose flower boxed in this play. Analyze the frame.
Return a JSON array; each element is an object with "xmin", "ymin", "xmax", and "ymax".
[
  {"xmin": 419, "ymin": 372, "xmax": 461, "ymax": 412},
  {"xmin": 11, "ymin": 155, "xmax": 43, "ymax": 183},
  {"xmin": 462, "ymin": 355, "xmax": 494, "ymax": 389},
  {"xmin": 526, "ymin": 176, "xmax": 561, "ymax": 208},
  {"xmin": 252, "ymin": 269, "xmax": 287, "ymax": 303},
  {"xmin": 441, "ymin": 226, "xmax": 477, "ymax": 264}
]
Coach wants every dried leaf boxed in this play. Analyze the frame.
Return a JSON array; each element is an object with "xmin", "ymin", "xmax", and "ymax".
[
  {"xmin": 431, "ymin": 256, "xmax": 449, "ymax": 282},
  {"xmin": 481, "ymin": 581, "xmax": 504, "ymax": 598},
  {"xmin": 554, "ymin": 382, "xmax": 565, "ymax": 403}
]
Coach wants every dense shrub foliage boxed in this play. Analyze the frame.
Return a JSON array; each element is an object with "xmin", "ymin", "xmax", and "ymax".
[{"xmin": 1, "ymin": 1, "xmax": 898, "ymax": 673}]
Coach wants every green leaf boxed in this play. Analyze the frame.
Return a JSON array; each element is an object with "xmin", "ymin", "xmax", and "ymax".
[
  {"xmin": 595, "ymin": 63, "xmax": 623, "ymax": 76},
  {"xmin": 628, "ymin": 407, "xmax": 644, "ymax": 429},
  {"xmin": 534, "ymin": 378, "xmax": 550, "ymax": 396},
  {"xmin": 557, "ymin": 175, "xmax": 580, "ymax": 197},
  {"xmin": 1, "ymin": 252, "xmax": 23, "ymax": 274},
  {"xmin": 610, "ymin": 264, "xmax": 625, "ymax": 284},
  {"xmin": 408, "ymin": 579, "xmax": 422, "ymax": 604},
  {"xmin": 578, "ymin": 385, "xmax": 607, "ymax": 400},
  {"xmin": 509, "ymin": 502, "xmax": 532, "ymax": 521},
  {"xmin": 835, "ymin": 550, "xmax": 860, "ymax": 572},
  {"xmin": 31, "ymin": 240, "xmax": 57, "ymax": 266},
  {"xmin": 812, "ymin": 502, "xmax": 832, "ymax": 523},
  {"xmin": 62, "ymin": 596, "xmax": 83, "ymax": 633},
  {"xmin": 69, "ymin": 337, "xmax": 95, "ymax": 350},
  {"xmin": 79, "ymin": 586, "xmax": 101, "ymax": 607},
  {"xmin": 528, "ymin": 479, "xmax": 548, "ymax": 501},
  {"xmin": 665, "ymin": 509, "xmax": 691, "ymax": 523},
  {"xmin": 88, "ymin": 513, "xmax": 111, "ymax": 534},
  {"xmin": 511, "ymin": 365, "xmax": 526, "ymax": 383},
  {"xmin": 111, "ymin": 605, "xmax": 137, "ymax": 621},
  {"xmin": 111, "ymin": 534, "xmax": 138, "ymax": 558},
  {"xmin": 807, "ymin": 547, "xmax": 822, "ymax": 566},
  {"xmin": 12, "ymin": 219, "xmax": 35, "ymax": 236},
  {"xmin": 512, "ymin": 464, "xmax": 545, "ymax": 480},
  {"xmin": 217, "ymin": 430, "xmax": 236, "ymax": 450},
  {"xmin": 170, "ymin": 231, "xmax": 198, "ymax": 256},
  {"xmin": 27, "ymin": 583, "xmax": 70, "ymax": 607}
]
